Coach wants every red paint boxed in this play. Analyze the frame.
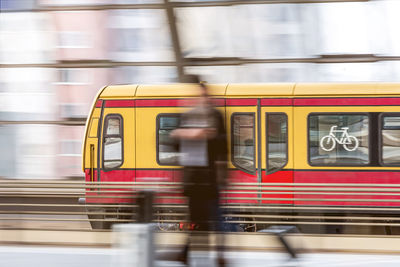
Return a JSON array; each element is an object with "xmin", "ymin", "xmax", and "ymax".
[
  {"xmin": 136, "ymin": 98, "xmax": 225, "ymax": 107},
  {"xmin": 224, "ymin": 170, "xmax": 258, "ymax": 204},
  {"xmin": 99, "ymin": 97, "xmax": 400, "ymax": 108},
  {"xmin": 85, "ymin": 169, "xmax": 135, "ymax": 204},
  {"xmin": 85, "ymin": 169, "xmax": 185, "ymax": 204},
  {"xmin": 294, "ymin": 170, "xmax": 400, "ymax": 206},
  {"xmin": 104, "ymin": 100, "xmax": 135, "ymax": 108},
  {"xmin": 85, "ymin": 168, "xmax": 400, "ymax": 206},
  {"xmin": 261, "ymin": 98, "xmax": 293, "ymax": 106},
  {"xmin": 99, "ymin": 170, "xmax": 134, "ymax": 182},
  {"xmin": 137, "ymin": 169, "xmax": 172, "ymax": 180},
  {"xmin": 294, "ymin": 97, "xmax": 400, "ymax": 106},
  {"xmin": 226, "ymin": 98, "xmax": 257, "ymax": 106},
  {"xmin": 136, "ymin": 99, "xmax": 194, "ymax": 107},
  {"xmin": 95, "ymin": 100, "xmax": 103, "ymax": 108},
  {"xmin": 261, "ymin": 170, "xmax": 294, "ymax": 204},
  {"xmin": 294, "ymin": 170, "xmax": 400, "ymax": 183},
  {"xmin": 136, "ymin": 169, "xmax": 185, "ymax": 204},
  {"xmin": 136, "ymin": 169, "xmax": 183, "ymax": 182}
]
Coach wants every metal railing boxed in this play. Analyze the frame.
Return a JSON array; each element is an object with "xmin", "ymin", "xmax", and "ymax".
[{"xmin": 1, "ymin": 180, "xmax": 400, "ymax": 233}]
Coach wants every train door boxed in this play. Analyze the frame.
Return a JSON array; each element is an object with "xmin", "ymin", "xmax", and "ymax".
[
  {"xmin": 260, "ymin": 99, "xmax": 294, "ymax": 205},
  {"xmin": 98, "ymin": 100, "xmax": 135, "ymax": 187},
  {"xmin": 226, "ymin": 98, "xmax": 259, "ymax": 204}
]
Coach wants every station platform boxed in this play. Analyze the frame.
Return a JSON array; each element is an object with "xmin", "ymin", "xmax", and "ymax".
[{"xmin": 1, "ymin": 245, "xmax": 400, "ymax": 267}]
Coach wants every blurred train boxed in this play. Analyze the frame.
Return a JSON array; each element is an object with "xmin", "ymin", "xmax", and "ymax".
[{"xmin": 82, "ymin": 83, "xmax": 400, "ymax": 230}]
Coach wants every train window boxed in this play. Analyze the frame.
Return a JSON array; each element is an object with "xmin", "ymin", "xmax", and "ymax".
[
  {"xmin": 380, "ymin": 114, "xmax": 400, "ymax": 165},
  {"xmin": 157, "ymin": 114, "xmax": 180, "ymax": 165},
  {"xmin": 308, "ymin": 114, "xmax": 369, "ymax": 166},
  {"xmin": 106, "ymin": 118, "xmax": 121, "ymax": 135},
  {"xmin": 103, "ymin": 114, "xmax": 123, "ymax": 169},
  {"xmin": 266, "ymin": 113, "xmax": 288, "ymax": 173},
  {"xmin": 232, "ymin": 113, "xmax": 255, "ymax": 174}
]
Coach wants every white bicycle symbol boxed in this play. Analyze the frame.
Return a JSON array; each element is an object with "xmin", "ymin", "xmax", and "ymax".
[{"xmin": 320, "ymin": 126, "xmax": 359, "ymax": 152}]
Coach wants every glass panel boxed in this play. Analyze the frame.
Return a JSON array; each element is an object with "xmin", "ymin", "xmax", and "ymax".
[
  {"xmin": 309, "ymin": 115, "xmax": 369, "ymax": 165},
  {"xmin": 317, "ymin": 3, "xmax": 372, "ymax": 55},
  {"xmin": 185, "ymin": 63, "xmax": 310, "ymax": 83},
  {"xmin": 267, "ymin": 114, "xmax": 287, "ymax": 173},
  {"xmin": 175, "ymin": 4, "xmax": 304, "ymax": 59},
  {"xmin": 0, "ymin": 0, "xmax": 35, "ymax": 11},
  {"xmin": 384, "ymin": 116, "xmax": 400, "ymax": 129},
  {"xmin": 158, "ymin": 116, "xmax": 180, "ymax": 165},
  {"xmin": 106, "ymin": 118, "xmax": 120, "ymax": 135},
  {"xmin": 112, "ymin": 66, "xmax": 177, "ymax": 84},
  {"xmin": 104, "ymin": 137, "xmax": 122, "ymax": 168},
  {"xmin": 108, "ymin": 9, "xmax": 174, "ymax": 62},
  {"xmin": 382, "ymin": 116, "xmax": 400, "ymax": 165},
  {"xmin": 233, "ymin": 114, "xmax": 255, "ymax": 172}
]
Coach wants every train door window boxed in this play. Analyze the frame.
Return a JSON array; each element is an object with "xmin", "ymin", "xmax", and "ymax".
[
  {"xmin": 103, "ymin": 114, "xmax": 123, "ymax": 169},
  {"xmin": 157, "ymin": 114, "xmax": 180, "ymax": 165},
  {"xmin": 266, "ymin": 113, "xmax": 288, "ymax": 173},
  {"xmin": 308, "ymin": 114, "xmax": 369, "ymax": 166},
  {"xmin": 232, "ymin": 113, "xmax": 255, "ymax": 173},
  {"xmin": 380, "ymin": 114, "xmax": 400, "ymax": 165}
]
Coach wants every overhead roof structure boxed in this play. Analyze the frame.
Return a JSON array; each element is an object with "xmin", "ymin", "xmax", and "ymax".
[{"xmin": 3, "ymin": 0, "xmax": 400, "ymax": 83}]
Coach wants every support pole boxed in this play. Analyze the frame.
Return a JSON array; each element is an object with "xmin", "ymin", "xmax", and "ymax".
[{"xmin": 164, "ymin": 0, "xmax": 185, "ymax": 82}]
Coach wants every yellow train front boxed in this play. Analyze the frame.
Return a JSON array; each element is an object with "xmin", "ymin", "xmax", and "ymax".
[{"xmin": 82, "ymin": 83, "xmax": 400, "ymax": 229}]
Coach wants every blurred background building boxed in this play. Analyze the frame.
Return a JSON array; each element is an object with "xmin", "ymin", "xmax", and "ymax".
[{"xmin": 1, "ymin": 0, "xmax": 399, "ymax": 179}]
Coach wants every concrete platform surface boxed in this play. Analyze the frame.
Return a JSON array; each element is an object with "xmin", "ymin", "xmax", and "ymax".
[{"xmin": 1, "ymin": 246, "xmax": 400, "ymax": 267}]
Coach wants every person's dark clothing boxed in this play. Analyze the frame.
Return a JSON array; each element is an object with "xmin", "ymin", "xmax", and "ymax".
[
  {"xmin": 178, "ymin": 106, "xmax": 227, "ymax": 265},
  {"xmin": 180, "ymin": 107, "xmax": 227, "ymax": 229}
]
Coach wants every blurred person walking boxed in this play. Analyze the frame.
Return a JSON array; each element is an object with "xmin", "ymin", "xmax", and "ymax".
[{"xmin": 171, "ymin": 75, "xmax": 227, "ymax": 266}]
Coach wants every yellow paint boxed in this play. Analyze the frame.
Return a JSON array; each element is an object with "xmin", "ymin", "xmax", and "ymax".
[
  {"xmin": 227, "ymin": 83, "xmax": 295, "ymax": 96},
  {"xmin": 294, "ymin": 83, "xmax": 378, "ymax": 96},
  {"xmin": 136, "ymin": 84, "xmax": 227, "ymax": 97},
  {"xmin": 83, "ymin": 110, "xmax": 101, "ymax": 169},
  {"xmin": 82, "ymin": 85, "xmax": 107, "ymax": 171},
  {"xmin": 136, "ymin": 107, "xmax": 188, "ymax": 169},
  {"xmin": 375, "ymin": 83, "xmax": 400, "ymax": 95},
  {"xmin": 100, "ymin": 85, "xmax": 137, "ymax": 99},
  {"xmin": 88, "ymin": 118, "xmax": 99, "ymax": 138},
  {"xmin": 84, "ymin": 138, "xmax": 98, "ymax": 170}
]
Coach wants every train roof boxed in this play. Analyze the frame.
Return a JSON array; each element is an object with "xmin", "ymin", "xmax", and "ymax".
[{"xmin": 99, "ymin": 83, "xmax": 400, "ymax": 98}]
